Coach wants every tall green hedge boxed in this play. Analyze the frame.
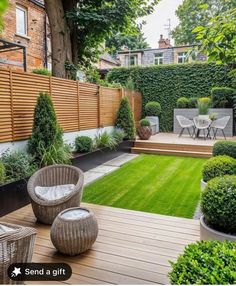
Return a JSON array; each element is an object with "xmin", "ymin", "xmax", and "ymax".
[{"xmin": 107, "ymin": 63, "xmax": 232, "ymax": 131}]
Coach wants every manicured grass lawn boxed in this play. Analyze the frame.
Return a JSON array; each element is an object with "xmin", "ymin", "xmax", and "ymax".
[{"xmin": 83, "ymin": 154, "xmax": 206, "ymax": 218}]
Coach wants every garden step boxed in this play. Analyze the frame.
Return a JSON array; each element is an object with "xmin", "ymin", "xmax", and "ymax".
[
  {"xmin": 131, "ymin": 147, "xmax": 212, "ymax": 158},
  {"xmin": 134, "ymin": 141, "xmax": 213, "ymax": 153}
]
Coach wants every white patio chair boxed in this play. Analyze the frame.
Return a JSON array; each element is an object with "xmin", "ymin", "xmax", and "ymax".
[
  {"xmin": 210, "ymin": 116, "xmax": 230, "ymax": 140},
  {"xmin": 176, "ymin": 115, "xmax": 195, "ymax": 137},
  {"xmin": 193, "ymin": 117, "xmax": 212, "ymax": 140}
]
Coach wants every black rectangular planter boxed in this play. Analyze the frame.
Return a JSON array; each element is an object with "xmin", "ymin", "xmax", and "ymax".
[{"xmin": 0, "ymin": 140, "xmax": 134, "ymax": 217}]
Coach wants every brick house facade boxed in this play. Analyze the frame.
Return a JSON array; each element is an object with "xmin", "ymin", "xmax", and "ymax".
[{"xmin": 0, "ymin": 0, "xmax": 48, "ymax": 72}]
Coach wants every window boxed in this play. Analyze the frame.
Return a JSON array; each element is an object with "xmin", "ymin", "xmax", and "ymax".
[
  {"xmin": 178, "ymin": 52, "xmax": 188, "ymax": 64},
  {"xmin": 124, "ymin": 54, "xmax": 138, "ymax": 66},
  {"xmin": 16, "ymin": 6, "xmax": 27, "ymax": 36},
  {"xmin": 154, "ymin": 53, "xmax": 164, "ymax": 65}
]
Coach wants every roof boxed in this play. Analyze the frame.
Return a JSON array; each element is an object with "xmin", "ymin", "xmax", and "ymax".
[
  {"xmin": 100, "ymin": 52, "xmax": 120, "ymax": 65},
  {"xmin": 30, "ymin": 0, "xmax": 45, "ymax": 8},
  {"xmin": 117, "ymin": 44, "xmax": 197, "ymax": 54}
]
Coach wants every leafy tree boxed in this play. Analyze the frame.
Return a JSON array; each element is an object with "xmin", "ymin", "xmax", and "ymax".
[
  {"xmin": 44, "ymin": 0, "xmax": 159, "ymax": 78},
  {"xmin": 172, "ymin": 0, "xmax": 235, "ymax": 45},
  {"xmin": 0, "ymin": 0, "xmax": 7, "ymax": 32},
  {"xmin": 28, "ymin": 93, "xmax": 63, "ymax": 162},
  {"xmin": 115, "ymin": 96, "xmax": 135, "ymax": 140},
  {"xmin": 193, "ymin": 8, "xmax": 236, "ymax": 66},
  {"xmin": 106, "ymin": 28, "xmax": 150, "ymax": 55}
]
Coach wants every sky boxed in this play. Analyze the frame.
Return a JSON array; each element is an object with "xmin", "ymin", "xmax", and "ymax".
[{"xmin": 139, "ymin": 0, "xmax": 183, "ymax": 48}]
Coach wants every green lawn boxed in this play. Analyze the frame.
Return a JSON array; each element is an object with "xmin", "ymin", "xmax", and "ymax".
[{"xmin": 83, "ymin": 154, "xmax": 206, "ymax": 218}]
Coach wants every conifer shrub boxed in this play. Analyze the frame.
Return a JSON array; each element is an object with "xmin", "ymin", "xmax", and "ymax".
[{"xmin": 115, "ymin": 96, "xmax": 135, "ymax": 140}]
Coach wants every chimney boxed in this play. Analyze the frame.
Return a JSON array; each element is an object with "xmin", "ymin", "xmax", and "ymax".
[{"xmin": 158, "ymin": 35, "xmax": 172, "ymax": 49}]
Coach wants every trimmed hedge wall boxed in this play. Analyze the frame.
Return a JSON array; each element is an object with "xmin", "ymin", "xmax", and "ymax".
[{"xmin": 107, "ymin": 63, "xmax": 232, "ymax": 131}]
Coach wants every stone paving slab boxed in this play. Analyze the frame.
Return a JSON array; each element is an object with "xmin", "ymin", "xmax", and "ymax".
[
  {"xmin": 88, "ymin": 165, "xmax": 119, "ymax": 174},
  {"xmin": 103, "ymin": 153, "xmax": 139, "ymax": 167}
]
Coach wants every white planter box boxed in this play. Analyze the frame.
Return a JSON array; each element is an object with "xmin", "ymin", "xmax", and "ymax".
[
  {"xmin": 200, "ymin": 215, "xmax": 236, "ymax": 242},
  {"xmin": 201, "ymin": 179, "xmax": 207, "ymax": 191}
]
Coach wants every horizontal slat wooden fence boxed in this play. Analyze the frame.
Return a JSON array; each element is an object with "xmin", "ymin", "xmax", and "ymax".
[{"xmin": 0, "ymin": 68, "xmax": 142, "ymax": 143}]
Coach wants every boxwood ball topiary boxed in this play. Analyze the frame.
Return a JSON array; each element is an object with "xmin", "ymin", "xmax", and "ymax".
[
  {"xmin": 213, "ymin": 141, "xmax": 236, "ymax": 159},
  {"xmin": 75, "ymin": 136, "xmax": 93, "ymax": 153},
  {"xmin": 188, "ymin": 97, "xmax": 198, "ymax": 108},
  {"xmin": 169, "ymin": 240, "xmax": 236, "ymax": 285},
  {"xmin": 140, "ymin": 119, "xmax": 151, "ymax": 126},
  {"xmin": 202, "ymin": 155, "xmax": 236, "ymax": 182},
  {"xmin": 201, "ymin": 175, "xmax": 236, "ymax": 234},
  {"xmin": 115, "ymin": 96, "xmax": 135, "ymax": 140},
  {"xmin": 176, "ymin": 97, "xmax": 189, "ymax": 108},
  {"xmin": 145, "ymin": 102, "xmax": 161, "ymax": 116}
]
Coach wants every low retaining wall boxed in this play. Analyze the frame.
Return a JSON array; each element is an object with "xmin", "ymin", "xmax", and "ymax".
[
  {"xmin": 0, "ymin": 126, "xmax": 114, "ymax": 155},
  {"xmin": 174, "ymin": 109, "xmax": 234, "ymax": 137}
]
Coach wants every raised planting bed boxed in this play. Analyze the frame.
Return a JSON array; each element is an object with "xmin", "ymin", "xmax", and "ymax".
[{"xmin": 0, "ymin": 140, "xmax": 134, "ymax": 217}]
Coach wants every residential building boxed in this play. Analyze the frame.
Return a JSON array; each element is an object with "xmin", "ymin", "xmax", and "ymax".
[
  {"xmin": 117, "ymin": 35, "xmax": 207, "ymax": 67},
  {"xmin": 0, "ymin": 0, "xmax": 49, "ymax": 72}
]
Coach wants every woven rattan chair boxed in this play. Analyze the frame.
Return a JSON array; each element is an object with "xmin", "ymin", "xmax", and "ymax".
[
  {"xmin": 0, "ymin": 222, "xmax": 36, "ymax": 284},
  {"xmin": 27, "ymin": 165, "xmax": 84, "ymax": 225}
]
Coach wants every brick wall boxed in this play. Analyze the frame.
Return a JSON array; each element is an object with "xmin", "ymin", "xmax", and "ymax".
[{"xmin": 0, "ymin": 0, "xmax": 46, "ymax": 71}]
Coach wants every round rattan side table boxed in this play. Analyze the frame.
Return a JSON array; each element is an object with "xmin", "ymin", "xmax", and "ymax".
[{"xmin": 50, "ymin": 207, "xmax": 98, "ymax": 255}]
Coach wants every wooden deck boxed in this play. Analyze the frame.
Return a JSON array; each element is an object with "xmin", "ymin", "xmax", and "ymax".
[{"xmin": 1, "ymin": 203, "xmax": 200, "ymax": 285}]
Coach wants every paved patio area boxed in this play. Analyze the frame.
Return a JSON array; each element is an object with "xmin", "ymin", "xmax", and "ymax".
[
  {"xmin": 146, "ymin": 132, "xmax": 235, "ymax": 146},
  {"xmin": 2, "ymin": 203, "xmax": 200, "ymax": 285}
]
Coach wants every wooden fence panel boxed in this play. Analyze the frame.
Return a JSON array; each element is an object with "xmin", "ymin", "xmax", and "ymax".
[
  {"xmin": 51, "ymin": 77, "xmax": 78, "ymax": 132},
  {"xmin": 100, "ymin": 87, "xmax": 121, "ymax": 127},
  {"xmin": 79, "ymin": 82, "xmax": 99, "ymax": 130},
  {"xmin": 12, "ymin": 71, "xmax": 50, "ymax": 141},
  {"xmin": 0, "ymin": 69, "xmax": 13, "ymax": 142},
  {"xmin": 0, "ymin": 68, "xmax": 142, "ymax": 143}
]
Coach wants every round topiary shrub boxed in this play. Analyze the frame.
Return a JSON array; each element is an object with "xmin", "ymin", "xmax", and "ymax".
[
  {"xmin": 140, "ymin": 119, "xmax": 150, "ymax": 127},
  {"xmin": 145, "ymin": 101, "xmax": 161, "ymax": 117},
  {"xmin": 0, "ymin": 161, "xmax": 5, "ymax": 185},
  {"xmin": 213, "ymin": 140, "xmax": 236, "ymax": 159},
  {"xmin": 176, "ymin": 97, "xmax": 189, "ymax": 108},
  {"xmin": 188, "ymin": 97, "xmax": 198, "ymax": 108},
  {"xmin": 75, "ymin": 136, "xmax": 93, "ymax": 153},
  {"xmin": 169, "ymin": 240, "xmax": 236, "ymax": 285},
  {"xmin": 201, "ymin": 175, "xmax": 236, "ymax": 234},
  {"xmin": 202, "ymin": 155, "xmax": 236, "ymax": 182}
]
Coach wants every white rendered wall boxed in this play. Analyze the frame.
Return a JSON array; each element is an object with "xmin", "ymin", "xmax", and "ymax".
[{"xmin": 0, "ymin": 126, "xmax": 114, "ymax": 155}]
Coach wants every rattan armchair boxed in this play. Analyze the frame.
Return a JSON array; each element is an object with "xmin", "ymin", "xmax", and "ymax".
[
  {"xmin": 27, "ymin": 165, "xmax": 84, "ymax": 225},
  {"xmin": 0, "ymin": 222, "xmax": 36, "ymax": 284}
]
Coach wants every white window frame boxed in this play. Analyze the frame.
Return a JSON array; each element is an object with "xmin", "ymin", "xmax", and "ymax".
[
  {"xmin": 154, "ymin": 53, "xmax": 164, "ymax": 65},
  {"xmin": 16, "ymin": 5, "xmax": 28, "ymax": 36},
  {"xmin": 124, "ymin": 54, "xmax": 138, "ymax": 67},
  {"xmin": 178, "ymin": 52, "xmax": 188, "ymax": 64}
]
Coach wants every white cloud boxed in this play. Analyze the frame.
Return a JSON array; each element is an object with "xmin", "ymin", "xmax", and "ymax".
[{"xmin": 139, "ymin": 0, "xmax": 183, "ymax": 48}]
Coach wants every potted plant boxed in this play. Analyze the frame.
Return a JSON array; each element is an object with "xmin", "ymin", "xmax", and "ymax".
[
  {"xmin": 201, "ymin": 155, "xmax": 236, "ymax": 190},
  {"xmin": 145, "ymin": 101, "xmax": 161, "ymax": 134},
  {"xmin": 200, "ymin": 175, "xmax": 236, "ymax": 241},
  {"xmin": 197, "ymin": 97, "xmax": 211, "ymax": 119},
  {"xmin": 137, "ymin": 119, "xmax": 152, "ymax": 140},
  {"xmin": 169, "ymin": 240, "xmax": 236, "ymax": 284}
]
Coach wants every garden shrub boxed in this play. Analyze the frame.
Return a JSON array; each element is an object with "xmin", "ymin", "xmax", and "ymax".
[
  {"xmin": 111, "ymin": 128, "xmax": 126, "ymax": 144},
  {"xmin": 32, "ymin": 68, "xmax": 52, "ymax": 76},
  {"xmin": 188, "ymin": 97, "xmax": 198, "ymax": 108},
  {"xmin": 201, "ymin": 175, "xmax": 236, "ymax": 234},
  {"xmin": 202, "ymin": 155, "xmax": 236, "ymax": 182},
  {"xmin": 75, "ymin": 136, "xmax": 93, "ymax": 153},
  {"xmin": 28, "ymin": 92, "xmax": 63, "ymax": 163},
  {"xmin": 176, "ymin": 97, "xmax": 189, "ymax": 108},
  {"xmin": 115, "ymin": 96, "xmax": 135, "ymax": 140},
  {"xmin": 107, "ymin": 63, "xmax": 231, "ymax": 131},
  {"xmin": 169, "ymin": 240, "xmax": 236, "ymax": 285},
  {"xmin": 95, "ymin": 131, "xmax": 117, "ymax": 150},
  {"xmin": 140, "ymin": 119, "xmax": 150, "ymax": 126},
  {"xmin": 197, "ymin": 97, "xmax": 211, "ymax": 115},
  {"xmin": 0, "ymin": 161, "xmax": 5, "ymax": 185},
  {"xmin": 145, "ymin": 101, "xmax": 161, "ymax": 116},
  {"xmin": 1, "ymin": 150, "xmax": 37, "ymax": 183},
  {"xmin": 38, "ymin": 143, "xmax": 72, "ymax": 166},
  {"xmin": 211, "ymin": 87, "xmax": 235, "ymax": 108},
  {"xmin": 213, "ymin": 140, "xmax": 236, "ymax": 158}
]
